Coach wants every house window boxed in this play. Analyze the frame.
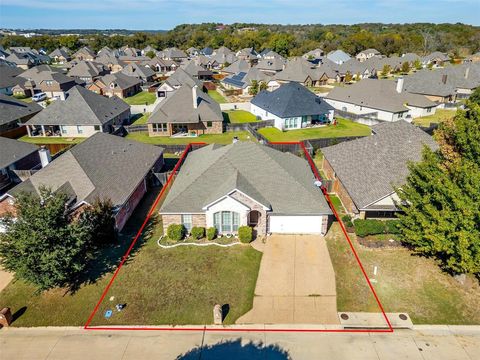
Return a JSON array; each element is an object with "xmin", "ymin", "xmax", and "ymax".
[
  {"xmin": 206, "ymin": 121, "xmax": 212, "ymax": 128},
  {"xmin": 285, "ymin": 118, "xmax": 298, "ymax": 129},
  {"xmin": 427, "ymin": 107, "xmax": 432, "ymax": 113},
  {"xmin": 61, "ymin": 126, "xmax": 67, "ymax": 134},
  {"xmin": 398, "ymin": 112, "xmax": 404, "ymax": 118},
  {"xmin": 94, "ymin": 125, "xmax": 100, "ymax": 131},
  {"xmin": 153, "ymin": 123, "xmax": 167, "ymax": 132},
  {"xmin": 181, "ymin": 214, "xmax": 193, "ymax": 232},
  {"xmin": 45, "ymin": 80, "xmax": 53, "ymax": 86},
  {"xmin": 213, "ymin": 211, "xmax": 240, "ymax": 233},
  {"xmin": 77, "ymin": 126, "xmax": 83, "ymax": 134}
]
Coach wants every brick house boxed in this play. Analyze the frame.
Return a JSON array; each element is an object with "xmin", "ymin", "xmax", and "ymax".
[
  {"xmin": 88, "ymin": 73, "xmax": 141, "ymax": 99},
  {"xmin": 1, "ymin": 133, "xmax": 164, "ymax": 231},
  {"xmin": 147, "ymin": 84, "xmax": 223, "ymax": 137},
  {"xmin": 160, "ymin": 142, "xmax": 332, "ymax": 235},
  {"xmin": 0, "ymin": 93, "xmax": 42, "ymax": 136}
]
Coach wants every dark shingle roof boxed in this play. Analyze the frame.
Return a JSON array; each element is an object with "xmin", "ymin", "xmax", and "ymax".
[
  {"xmin": 160, "ymin": 142, "xmax": 332, "ymax": 215},
  {"xmin": 322, "ymin": 121, "xmax": 438, "ymax": 209},
  {"xmin": 25, "ymin": 85, "xmax": 130, "ymax": 126},
  {"xmin": 251, "ymin": 82, "xmax": 334, "ymax": 118},
  {"xmin": 9, "ymin": 133, "xmax": 163, "ymax": 208},
  {"xmin": 0, "ymin": 137, "xmax": 38, "ymax": 169},
  {"xmin": 0, "ymin": 93, "xmax": 42, "ymax": 126}
]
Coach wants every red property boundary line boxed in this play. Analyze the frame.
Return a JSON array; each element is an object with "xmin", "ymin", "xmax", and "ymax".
[{"xmin": 84, "ymin": 141, "xmax": 393, "ymax": 333}]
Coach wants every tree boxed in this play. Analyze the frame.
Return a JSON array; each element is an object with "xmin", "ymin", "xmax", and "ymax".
[
  {"xmin": 468, "ymin": 87, "xmax": 480, "ymax": 106},
  {"xmin": 0, "ymin": 188, "xmax": 93, "ymax": 290},
  {"xmin": 401, "ymin": 61, "xmax": 411, "ymax": 74},
  {"xmin": 248, "ymin": 80, "xmax": 259, "ymax": 95},
  {"xmin": 78, "ymin": 198, "xmax": 116, "ymax": 247},
  {"xmin": 259, "ymin": 81, "xmax": 268, "ymax": 92},
  {"xmin": 381, "ymin": 64, "xmax": 391, "ymax": 78},
  {"xmin": 145, "ymin": 50, "xmax": 156, "ymax": 59},
  {"xmin": 344, "ymin": 72, "xmax": 353, "ymax": 83},
  {"xmin": 413, "ymin": 59, "xmax": 423, "ymax": 70},
  {"xmin": 397, "ymin": 103, "xmax": 480, "ymax": 275}
]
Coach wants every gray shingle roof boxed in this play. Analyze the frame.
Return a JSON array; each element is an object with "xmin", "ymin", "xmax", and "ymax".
[
  {"xmin": 148, "ymin": 84, "xmax": 222, "ymax": 124},
  {"xmin": 160, "ymin": 142, "xmax": 332, "ymax": 215},
  {"xmin": 0, "ymin": 137, "xmax": 38, "ymax": 169},
  {"xmin": 322, "ymin": 120, "xmax": 438, "ymax": 210},
  {"xmin": 0, "ymin": 64, "xmax": 23, "ymax": 88},
  {"xmin": 223, "ymin": 60, "xmax": 251, "ymax": 74},
  {"xmin": 95, "ymin": 72, "xmax": 141, "ymax": 90},
  {"xmin": 164, "ymin": 67, "xmax": 202, "ymax": 88},
  {"xmin": 251, "ymin": 82, "xmax": 334, "ymax": 118},
  {"xmin": 326, "ymin": 78, "xmax": 436, "ymax": 112},
  {"xmin": 9, "ymin": 133, "xmax": 163, "ymax": 208},
  {"xmin": 0, "ymin": 93, "xmax": 42, "ymax": 126},
  {"xmin": 25, "ymin": 85, "xmax": 130, "ymax": 126},
  {"xmin": 274, "ymin": 57, "xmax": 321, "ymax": 82}
]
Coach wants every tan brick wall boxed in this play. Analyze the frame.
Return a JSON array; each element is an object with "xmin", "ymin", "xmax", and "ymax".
[
  {"xmin": 161, "ymin": 213, "xmax": 207, "ymax": 233},
  {"xmin": 229, "ymin": 190, "xmax": 268, "ymax": 235},
  {"xmin": 148, "ymin": 121, "xmax": 223, "ymax": 137},
  {"xmin": 322, "ymin": 158, "xmax": 359, "ymax": 215}
]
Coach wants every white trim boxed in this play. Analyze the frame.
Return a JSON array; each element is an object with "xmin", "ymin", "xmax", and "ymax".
[
  {"xmin": 359, "ymin": 191, "xmax": 398, "ymax": 211},
  {"xmin": 202, "ymin": 188, "xmax": 270, "ymax": 211}
]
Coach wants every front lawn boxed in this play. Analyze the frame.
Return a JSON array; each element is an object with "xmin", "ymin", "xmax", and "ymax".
[
  {"xmin": 325, "ymin": 223, "xmax": 480, "ymax": 325},
  {"xmin": 0, "ymin": 187, "xmax": 262, "ymax": 326},
  {"xmin": 126, "ymin": 131, "xmax": 255, "ymax": 145},
  {"xmin": 19, "ymin": 136, "xmax": 84, "ymax": 144},
  {"xmin": 223, "ymin": 110, "xmax": 258, "ymax": 123},
  {"xmin": 208, "ymin": 90, "xmax": 227, "ymax": 103},
  {"xmin": 124, "ymin": 91, "xmax": 156, "ymax": 105},
  {"xmin": 258, "ymin": 118, "xmax": 371, "ymax": 142},
  {"xmin": 413, "ymin": 109, "xmax": 456, "ymax": 127}
]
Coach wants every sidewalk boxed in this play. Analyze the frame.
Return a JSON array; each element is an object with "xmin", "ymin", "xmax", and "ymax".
[{"xmin": 1, "ymin": 325, "xmax": 479, "ymax": 359}]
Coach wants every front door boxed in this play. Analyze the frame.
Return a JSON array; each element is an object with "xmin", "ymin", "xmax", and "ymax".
[{"xmin": 249, "ymin": 210, "xmax": 261, "ymax": 228}]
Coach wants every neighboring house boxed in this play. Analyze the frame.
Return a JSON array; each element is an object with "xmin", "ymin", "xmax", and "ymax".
[
  {"xmin": 0, "ymin": 93, "xmax": 42, "ymax": 135},
  {"xmin": 236, "ymin": 48, "xmax": 258, "ymax": 63},
  {"xmin": 121, "ymin": 63, "xmax": 155, "ymax": 84},
  {"xmin": 24, "ymin": 85, "xmax": 130, "ymax": 138},
  {"xmin": 322, "ymin": 120, "xmax": 438, "ymax": 219},
  {"xmin": 326, "ymin": 50, "xmax": 351, "ymax": 65},
  {"xmin": 423, "ymin": 51, "xmax": 450, "ymax": 67},
  {"xmin": 155, "ymin": 67, "xmax": 203, "ymax": 98},
  {"xmin": 16, "ymin": 65, "xmax": 77, "ymax": 100},
  {"xmin": 88, "ymin": 72, "xmax": 141, "ymax": 98},
  {"xmin": 325, "ymin": 78, "xmax": 437, "ymax": 122},
  {"xmin": 158, "ymin": 47, "xmax": 188, "ymax": 61},
  {"xmin": 95, "ymin": 54, "xmax": 127, "ymax": 73},
  {"xmin": 200, "ymin": 47, "xmax": 214, "ymax": 56},
  {"xmin": 273, "ymin": 57, "xmax": 324, "ymax": 87},
  {"xmin": 72, "ymin": 47, "xmax": 95, "ymax": 61},
  {"xmin": 148, "ymin": 84, "xmax": 223, "ymax": 137},
  {"xmin": 303, "ymin": 48, "xmax": 324, "ymax": 60},
  {"xmin": 463, "ymin": 52, "xmax": 480, "ymax": 64},
  {"xmin": 251, "ymin": 82, "xmax": 334, "ymax": 130},
  {"xmin": 1, "ymin": 133, "xmax": 164, "ymax": 231},
  {"xmin": 187, "ymin": 47, "xmax": 199, "ymax": 57},
  {"xmin": 356, "ymin": 49, "xmax": 381, "ymax": 62},
  {"xmin": 67, "ymin": 61, "xmax": 108, "ymax": 84},
  {"xmin": 5, "ymin": 52, "xmax": 35, "ymax": 69},
  {"xmin": 160, "ymin": 141, "xmax": 332, "ymax": 235},
  {"xmin": 222, "ymin": 59, "xmax": 251, "ymax": 75},
  {"xmin": 0, "ymin": 64, "xmax": 23, "ymax": 95},
  {"xmin": 221, "ymin": 67, "xmax": 270, "ymax": 95},
  {"xmin": 49, "ymin": 48, "xmax": 71, "ymax": 64},
  {"xmin": 0, "ymin": 137, "xmax": 42, "ymax": 192},
  {"xmin": 181, "ymin": 61, "xmax": 213, "ymax": 80},
  {"xmin": 145, "ymin": 57, "xmax": 178, "ymax": 74},
  {"xmin": 403, "ymin": 64, "xmax": 480, "ymax": 103},
  {"xmin": 256, "ymin": 55, "xmax": 286, "ymax": 76}
]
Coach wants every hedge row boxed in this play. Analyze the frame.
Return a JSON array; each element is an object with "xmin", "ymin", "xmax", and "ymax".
[
  {"xmin": 353, "ymin": 219, "xmax": 401, "ymax": 237},
  {"xmin": 165, "ymin": 224, "xmax": 254, "ymax": 242}
]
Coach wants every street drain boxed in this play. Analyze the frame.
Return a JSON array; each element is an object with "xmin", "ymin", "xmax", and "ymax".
[
  {"xmin": 340, "ymin": 313, "xmax": 349, "ymax": 320},
  {"xmin": 399, "ymin": 314, "xmax": 408, "ymax": 320}
]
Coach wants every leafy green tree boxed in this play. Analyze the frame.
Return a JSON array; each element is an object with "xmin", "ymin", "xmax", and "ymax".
[
  {"xmin": 259, "ymin": 81, "xmax": 268, "ymax": 92},
  {"xmin": 0, "ymin": 188, "xmax": 93, "ymax": 290},
  {"xmin": 248, "ymin": 80, "xmax": 259, "ymax": 95},
  {"xmin": 401, "ymin": 61, "xmax": 411, "ymax": 74},
  {"xmin": 344, "ymin": 72, "xmax": 353, "ymax": 83},
  {"xmin": 78, "ymin": 198, "xmax": 116, "ymax": 247},
  {"xmin": 145, "ymin": 50, "xmax": 156, "ymax": 59},
  {"xmin": 381, "ymin": 64, "xmax": 391, "ymax": 78},
  {"xmin": 468, "ymin": 87, "xmax": 480, "ymax": 106},
  {"xmin": 413, "ymin": 59, "xmax": 423, "ymax": 70}
]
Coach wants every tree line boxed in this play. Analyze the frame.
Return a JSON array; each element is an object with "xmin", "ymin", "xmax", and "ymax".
[{"xmin": 1, "ymin": 23, "xmax": 479, "ymax": 58}]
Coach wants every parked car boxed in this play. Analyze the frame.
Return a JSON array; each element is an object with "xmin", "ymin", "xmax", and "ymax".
[{"xmin": 32, "ymin": 93, "xmax": 47, "ymax": 102}]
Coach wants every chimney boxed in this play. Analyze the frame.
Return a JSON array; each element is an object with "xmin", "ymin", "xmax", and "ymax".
[
  {"xmin": 442, "ymin": 74, "xmax": 447, "ymax": 84},
  {"xmin": 464, "ymin": 67, "xmax": 470, "ymax": 79},
  {"xmin": 192, "ymin": 85, "xmax": 198, "ymax": 109},
  {"xmin": 39, "ymin": 146, "xmax": 51, "ymax": 168},
  {"xmin": 396, "ymin": 77, "xmax": 404, "ymax": 93}
]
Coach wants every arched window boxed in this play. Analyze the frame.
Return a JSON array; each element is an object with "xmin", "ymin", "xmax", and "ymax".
[{"xmin": 213, "ymin": 211, "xmax": 240, "ymax": 233}]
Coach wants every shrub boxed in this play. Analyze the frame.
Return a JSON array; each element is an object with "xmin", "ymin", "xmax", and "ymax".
[
  {"xmin": 353, "ymin": 219, "xmax": 385, "ymax": 237},
  {"xmin": 206, "ymin": 227, "xmax": 217, "ymax": 240},
  {"xmin": 238, "ymin": 226, "xmax": 253, "ymax": 243},
  {"xmin": 341, "ymin": 214, "xmax": 353, "ymax": 228},
  {"xmin": 167, "ymin": 224, "xmax": 185, "ymax": 241},
  {"xmin": 191, "ymin": 226, "xmax": 205, "ymax": 240},
  {"xmin": 385, "ymin": 220, "xmax": 401, "ymax": 234}
]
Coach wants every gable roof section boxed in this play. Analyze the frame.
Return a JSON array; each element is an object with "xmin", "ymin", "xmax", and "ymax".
[
  {"xmin": 322, "ymin": 120, "xmax": 438, "ymax": 210},
  {"xmin": 0, "ymin": 93, "xmax": 42, "ymax": 126},
  {"xmin": 0, "ymin": 137, "xmax": 38, "ymax": 169},
  {"xmin": 251, "ymin": 82, "xmax": 334, "ymax": 118},
  {"xmin": 9, "ymin": 133, "xmax": 164, "ymax": 208},
  {"xmin": 160, "ymin": 142, "xmax": 332, "ymax": 215},
  {"xmin": 25, "ymin": 85, "xmax": 130, "ymax": 126}
]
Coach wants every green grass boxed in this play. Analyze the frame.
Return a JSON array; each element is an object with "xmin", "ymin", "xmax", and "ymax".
[
  {"xmin": 325, "ymin": 223, "xmax": 480, "ymax": 325},
  {"xmin": 131, "ymin": 112, "xmax": 150, "ymax": 125},
  {"xmin": 413, "ymin": 109, "xmax": 456, "ymax": 127},
  {"xmin": 0, "ymin": 188, "xmax": 262, "ymax": 326},
  {"xmin": 223, "ymin": 110, "xmax": 258, "ymax": 123},
  {"xmin": 126, "ymin": 131, "xmax": 255, "ymax": 145},
  {"xmin": 19, "ymin": 136, "xmax": 84, "ymax": 144},
  {"xmin": 124, "ymin": 91, "xmax": 156, "ymax": 105},
  {"xmin": 18, "ymin": 97, "xmax": 33, "ymax": 103},
  {"xmin": 258, "ymin": 118, "xmax": 371, "ymax": 142},
  {"xmin": 328, "ymin": 194, "xmax": 346, "ymax": 216},
  {"xmin": 208, "ymin": 90, "xmax": 227, "ymax": 103}
]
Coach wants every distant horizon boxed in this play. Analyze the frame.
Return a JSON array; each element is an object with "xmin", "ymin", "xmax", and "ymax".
[{"xmin": 1, "ymin": 0, "xmax": 479, "ymax": 29}]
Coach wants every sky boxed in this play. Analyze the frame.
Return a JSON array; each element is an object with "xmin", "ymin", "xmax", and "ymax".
[{"xmin": 0, "ymin": 0, "xmax": 479, "ymax": 30}]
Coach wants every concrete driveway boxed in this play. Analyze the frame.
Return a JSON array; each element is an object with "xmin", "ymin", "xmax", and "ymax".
[{"xmin": 237, "ymin": 234, "xmax": 338, "ymax": 324}]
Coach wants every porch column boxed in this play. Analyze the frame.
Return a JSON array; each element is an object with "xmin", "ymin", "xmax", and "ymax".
[
  {"xmin": 41, "ymin": 125, "xmax": 46, "ymax": 137},
  {"xmin": 26, "ymin": 125, "xmax": 31, "ymax": 137}
]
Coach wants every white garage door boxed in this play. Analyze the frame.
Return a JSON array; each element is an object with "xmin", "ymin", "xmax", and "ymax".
[{"xmin": 269, "ymin": 215, "xmax": 324, "ymax": 234}]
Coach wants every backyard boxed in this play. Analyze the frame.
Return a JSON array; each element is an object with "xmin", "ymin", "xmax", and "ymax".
[
  {"xmin": 207, "ymin": 89, "xmax": 227, "ymax": 103},
  {"xmin": 223, "ymin": 110, "xmax": 258, "ymax": 123},
  {"xmin": 124, "ymin": 91, "xmax": 156, "ymax": 105},
  {"xmin": 19, "ymin": 135, "xmax": 84, "ymax": 145},
  {"xmin": 130, "ymin": 112, "xmax": 150, "ymax": 125},
  {"xmin": 413, "ymin": 109, "xmax": 456, "ymax": 127},
  {"xmin": 0, "ymin": 187, "xmax": 262, "ymax": 326},
  {"xmin": 258, "ymin": 118, "xmax": 371, "ymax": 141},
  {"xmin": 325, "ymin": 223, "xmax": 480, "ymax": 325},
  {"xmin": 126, "ymin": 130, "xmax": 255, "ymax": 145}
]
